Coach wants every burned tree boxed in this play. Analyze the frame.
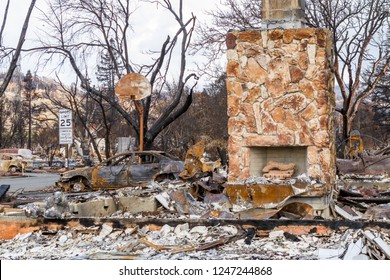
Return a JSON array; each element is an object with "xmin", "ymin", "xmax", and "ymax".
[
  {"xmin": 0, "ymin": 0, "xmax": 36, "ymax": 98},
  {"xmin": 36, "ymin": 0, "xmax": 198, "ymax": 151},
  {"xmin": 95, "ymin": 44, "xmax": 122, "ymax": 159},
  {"xmin": 152, "ymin": 75, "xmax": 228, "ymax": 159},
  {"xmin": 306, "ymin": 0, "xmax": 390, "ymax": 145},
  {"xmin": 372, "ymin": 33, "xmax": 390, "ymax": 142},
  {"xmin": 0, "ymin": 96, "xmax": 25, "ymax": 148}
]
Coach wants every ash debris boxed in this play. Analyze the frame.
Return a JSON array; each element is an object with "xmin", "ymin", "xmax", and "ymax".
[{"xmin": 1, "ymin": 222, "xmax": 389, "ymax": 260}]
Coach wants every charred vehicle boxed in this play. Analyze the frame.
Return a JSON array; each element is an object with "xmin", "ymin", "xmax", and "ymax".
[
  {"xmin": 0, "ymin": 154, "xmax": 33, "ymax": 172},
  {"xmin": 56, "ymin": 151, "xmax": 184, "ymax": 192}
]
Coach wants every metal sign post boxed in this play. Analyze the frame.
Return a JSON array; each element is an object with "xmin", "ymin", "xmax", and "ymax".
[{"xmin": 133, "ymin": 101, "xmax": 144, "ymax": 152}]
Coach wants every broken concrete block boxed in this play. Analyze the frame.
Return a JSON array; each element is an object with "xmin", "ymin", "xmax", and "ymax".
[
  {"xmin": 189, "ymin": 226, "xmax": 208, "ymax": 235},
  {"xmin": 364, "ymin": 230, "xmax": 390, "ymax": 259},
  {"xmin": 70, "ymin": 196, "xmax": 157, "ymax": 217},
  {"xmin": 155, "ymin": 193, "xmax": 172, "ymax": 210},
  {"xmin": 108, "ymin": 231, "xmax": 123, "ymax": 240},
  {"xmin": 343, "ymin": 238, "xmax": 364, "ymax": 260},
  {"xmin": 372, "ymin": 238, "xmax": 390, "ymax": 259},
  {"xmin": 361, "ymin": 245, "xmax": 367, "ymax": 255},
  {"xmin": 174, "ymin": 223, "xmax": 190, "ymax": 237},
  {"xmin": 269, "ymin": 230, "xmax": 284, "ymax": 239},
  {"xmin": 334, "ymin": 205, "xmax": 360, "ymax": 220},
  {"xmin": 364, "ymin": 230, "xmax": 376, "ymax": 241},
  {"xmin": 58, "ymin": 235, "xmax": 68, "ymax": 244},
  {"xmin": 15, "ymin": 232, "xmax": 32, "ymax": 241},
  {"xmin": 160, "ymin": 224, "xmax": 174, "ymax": 236},
  {"xmin": 221, "ymin": 225, "xmax": 238, "ymax": 236},
  {"xmin": 99, "ymin": 223, "xmax": 113, "ymax": 238}
]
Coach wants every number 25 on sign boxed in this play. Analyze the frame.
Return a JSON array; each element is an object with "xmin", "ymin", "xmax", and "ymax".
[{"xmin": 59, "ymin": 109, "xmax": 72, "ymax": 128}]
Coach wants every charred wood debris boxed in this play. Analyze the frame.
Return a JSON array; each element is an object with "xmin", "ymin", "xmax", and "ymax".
[{"xmin": 0, "ymin": 145, "xmax": 390, "ymax": 260}]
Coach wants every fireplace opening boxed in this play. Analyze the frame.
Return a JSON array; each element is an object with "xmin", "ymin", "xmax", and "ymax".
[{"xmin": 249, "ymin": 146, "xmax": 308, "ymax": 178}]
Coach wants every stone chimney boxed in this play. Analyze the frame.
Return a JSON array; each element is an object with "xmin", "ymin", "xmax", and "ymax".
[
  {"xmin": 262, "ymin": 0, "xmax": 306, "ymax": 29},
  {"xmin": 226, "ymin": 0, "xmax": 336, "ymax": 189}
]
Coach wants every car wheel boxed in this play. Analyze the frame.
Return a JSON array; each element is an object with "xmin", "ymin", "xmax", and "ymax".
[
  {"xmin": 9, "ymin": 166, "xmax": 17, "ymax": 173},
  {"xmin": 72, "ymin": 182, "xmax": 85, "ymax": 192},
  {"xmin": 70, "ymin": 179, "xmax": 92, "ymax": 192}
]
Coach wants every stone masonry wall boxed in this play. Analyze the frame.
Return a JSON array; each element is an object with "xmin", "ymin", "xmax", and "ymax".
[
  {"xmin": 226, "ymin": 28, "xmax": 336, "ymax": 188},
  {"xmin": 262, "ymin": 0, "xmax": 305, "ymax": 23}
]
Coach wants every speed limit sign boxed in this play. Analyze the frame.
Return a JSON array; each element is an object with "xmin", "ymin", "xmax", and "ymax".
[
  {"xmin": 59, "ymin": 109, "xmax": 73, "ymax": 144},
  {"xmin": 59, "ymin": 109, "xmax": 72, "ymax": 128}
]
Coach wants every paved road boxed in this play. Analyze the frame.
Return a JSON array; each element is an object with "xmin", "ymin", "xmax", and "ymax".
[{"xmin": 0, "ymin": 172, "xmax": 60, "ymax": 192}]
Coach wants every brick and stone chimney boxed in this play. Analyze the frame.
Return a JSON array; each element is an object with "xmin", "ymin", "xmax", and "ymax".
[
  {"xmin": 262, "ymin": 0, "xmax": 306, "ymax": 29},
  {"xmin": 226, "ymin": 0, "xmax": 336, "ymax": 190}
]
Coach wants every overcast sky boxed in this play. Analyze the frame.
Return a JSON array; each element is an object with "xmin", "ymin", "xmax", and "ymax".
[{"xmin": 1, "ymin": 0, "xmax": 223, "ymax": 87}]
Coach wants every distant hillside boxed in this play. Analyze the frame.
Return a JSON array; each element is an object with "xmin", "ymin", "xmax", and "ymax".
[{"xmin": 0, "ymin": 72, "xmax": 59, "ymax": 95}]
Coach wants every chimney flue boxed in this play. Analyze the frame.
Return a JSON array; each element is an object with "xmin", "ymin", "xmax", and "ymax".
[{"xmin": 262, "ymin": 0, "xmax": 306, "ymax": 29}]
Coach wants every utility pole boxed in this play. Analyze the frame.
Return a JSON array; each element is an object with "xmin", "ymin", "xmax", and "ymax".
[{"xmin": 23, "ymin": 70, "xmax": 35, "ymax": 150}]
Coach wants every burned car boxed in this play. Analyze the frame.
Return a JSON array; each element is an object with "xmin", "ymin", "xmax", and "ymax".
[
  {"xmin": 56, "ymin": 151, "xmax": 184, "ymax": 192},
  {"xmin": 0, "ymin": 153, "xmax": 33, "ymax": 172}
]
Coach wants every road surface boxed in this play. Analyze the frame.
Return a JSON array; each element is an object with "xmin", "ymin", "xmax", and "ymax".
[{"xmin": 0, "ymin": 172, "xmax": 60, "ymax": 192}]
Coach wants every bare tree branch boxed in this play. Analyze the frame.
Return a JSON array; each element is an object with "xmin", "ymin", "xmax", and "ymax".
[
  {"xmin": 36, "ymin": 0, "xmax": 199, "ymax": 150},
  {"xmin": 192, "ymin": 0, "xmax": 261, "ymax": 78},
  {"xmin": 0, "ymin": 0, "xmax": 10, "ymax": 47},
  {"xmin": 0, "ymin": 0, "xmax": 36, "ymax": 97},
  {"xmin": 306, "ymin": 0, "xmax": 390, "ymax": 142}
]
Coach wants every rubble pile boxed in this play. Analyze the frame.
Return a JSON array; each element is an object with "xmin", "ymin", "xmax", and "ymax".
[
  {"xmin": 1, "ymin": 151, "xmax": 389, "ymax": 260},
  {"xmin": 16, "ymin": 172, "xmax": 327, "ymax": 221},
  {"xmin": 335, "ymin": 178, "xmax": 390, "ymax": 221},
  {"xmin": 336, "ymin": 147, "xmax": 390, "ymax": 176},
  {"xmin": 1, "ymin": 222, "xmax": 389, "ymax": 260},
  {"xmin": 6, "ymin": 171, "xmax": 388, "ymax": 223}
]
